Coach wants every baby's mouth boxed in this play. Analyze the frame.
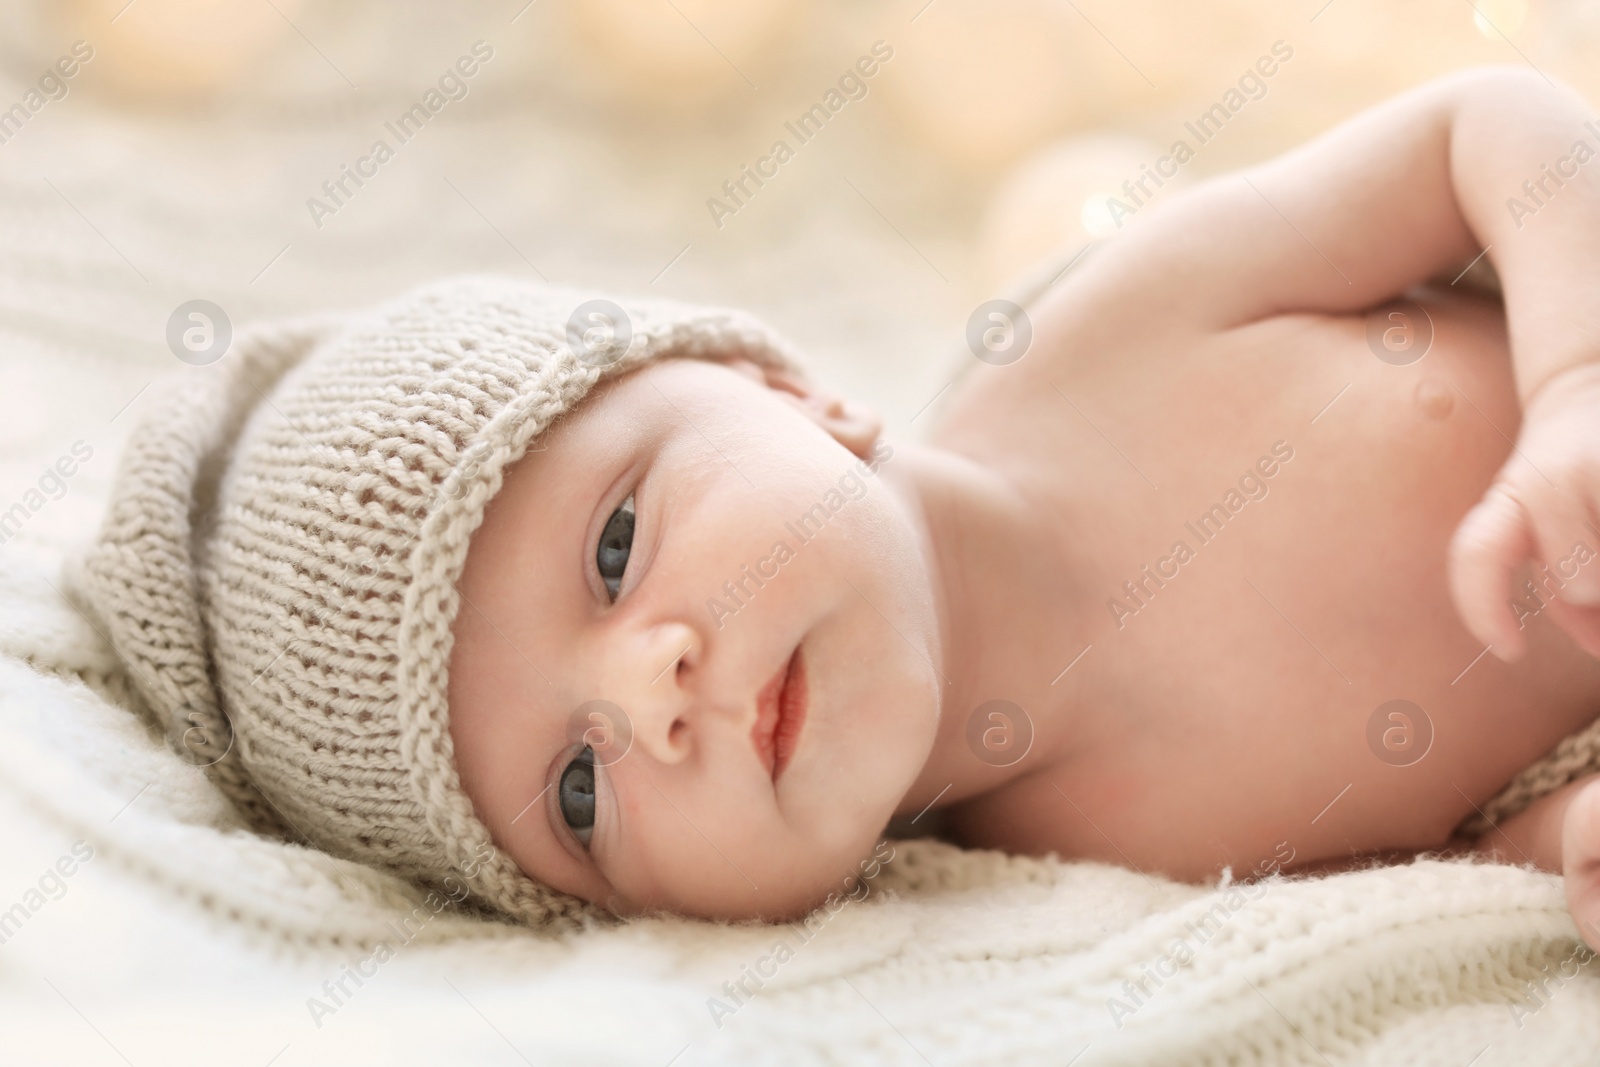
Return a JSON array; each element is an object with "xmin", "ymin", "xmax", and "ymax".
[{"xmin": 752, "ymin": 644, "xmax": 808, "ymax": 781}]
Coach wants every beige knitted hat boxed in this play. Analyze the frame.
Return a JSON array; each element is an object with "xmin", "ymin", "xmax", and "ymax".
[{"xmin": 70, "ymin": 275, "xmax": 804, "ymax": 930}]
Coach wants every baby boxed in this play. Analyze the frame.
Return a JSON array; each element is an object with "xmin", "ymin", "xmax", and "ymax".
[{"xmin": 78, "ymin": 66, "xmax": 1600, "ymax": 939}]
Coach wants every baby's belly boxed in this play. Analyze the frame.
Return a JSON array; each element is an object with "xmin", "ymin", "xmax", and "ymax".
[{"xmin": 985, "ymin": 286, "xmax": 1600, "ymax": 879}]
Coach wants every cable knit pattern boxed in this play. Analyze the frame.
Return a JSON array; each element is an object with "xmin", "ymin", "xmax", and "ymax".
[{"xmin": 70, "ymin": 275, "xmax": 804, "ymax": 930}]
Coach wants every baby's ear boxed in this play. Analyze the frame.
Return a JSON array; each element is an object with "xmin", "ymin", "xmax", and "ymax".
[{"xmin": 727, "ymin": 358, "xmax": 883, "ymax": 460}]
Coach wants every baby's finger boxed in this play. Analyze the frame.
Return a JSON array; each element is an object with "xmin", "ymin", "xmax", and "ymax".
[
  {"xmin": 1521, "ymin": 468, "xmax": 1600, "ymax": 606},
  {"xmin": 1449, "ymin": 484, "xmax": 1535, "ymax": 659}
]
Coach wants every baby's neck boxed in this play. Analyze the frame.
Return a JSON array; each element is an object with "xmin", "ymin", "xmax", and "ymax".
[{"xmin": 876, "ymin": 440, "xmax": 1100, "ymax": 818}]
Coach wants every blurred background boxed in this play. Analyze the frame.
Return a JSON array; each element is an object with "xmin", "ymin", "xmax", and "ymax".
[{"xmin": 0, "ymin": 0, "xmax": 1596, "ymax": 533}]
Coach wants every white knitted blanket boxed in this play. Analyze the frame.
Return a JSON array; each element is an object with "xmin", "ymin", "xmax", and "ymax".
[
  {"xmin": 1, "ymin": 28, "xmax": 1598, "ymax": 1067},
  {"xmin": 3, "ymin": 554, "xmax": 1597, "ymax": 1066}
]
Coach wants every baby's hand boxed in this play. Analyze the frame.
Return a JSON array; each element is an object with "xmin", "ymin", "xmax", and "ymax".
[{"xmin": 1449, "ymin": 363, "xmax": 1600, "ymax": 661}]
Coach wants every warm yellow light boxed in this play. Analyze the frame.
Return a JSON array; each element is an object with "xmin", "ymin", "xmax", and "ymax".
[
  {"xmin": 1473, "ymin": 0, "xmax": 1528, "ymax": 39},
  {"xmin": 1080, "ymin": 194, "xmax": 1120, "ymax": 239},
  {"xmin": 976, "ymin": 136, "xmax": 1170, "ymax": 292},
  {"xmin": 55, "ymin": 0, "xmax": 303, "ymax": 100},
  {"xmin": 567, "ymin": 0, "xmax": 798, "ymax": 103},
  {"xmin": 881, "ymin": 0, "xmax": 1104, "ymax": 172}
]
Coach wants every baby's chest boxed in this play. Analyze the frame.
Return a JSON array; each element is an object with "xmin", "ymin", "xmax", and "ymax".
[{"xmin": 966, "ymin": 295, "xmax": 1600, "ymax": 878}]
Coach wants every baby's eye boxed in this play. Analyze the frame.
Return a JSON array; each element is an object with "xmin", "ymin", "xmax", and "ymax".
[
  {"xmin": 597, "ymin": 494, "xmax": 635, "ymax": 601},
  {"xmin": 558, "ymin": 747, "xmax": 596, "ymax": 846}
]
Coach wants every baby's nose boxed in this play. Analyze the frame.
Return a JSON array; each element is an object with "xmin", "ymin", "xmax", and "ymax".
[{"xmin": 607, "ymin": 620, "xmax": 700, "ymax": 763}]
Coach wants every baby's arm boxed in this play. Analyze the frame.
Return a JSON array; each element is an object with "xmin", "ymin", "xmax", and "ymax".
[
  {"xmin": 1088, "ymin": 65, "xmax": 1600, "ymax": 375},
  {"xmin": 1094, "ymin": 68, "xmax": 1593, "ymax": 367},
  {"xmin": 1081, "ymin": 66, "xmax": 1600, "ymax": 656},
  {"xmin": 1475, "ymin": 775, "xmax": 1600, "ymax": 949}
]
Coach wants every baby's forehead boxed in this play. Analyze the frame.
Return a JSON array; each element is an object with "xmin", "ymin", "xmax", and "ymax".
[
  {"xmin": 535, "ymin": 358, "xmax": 767, "ymax": 445},
  {"xmin": 465, "ymin": 356, "xmax": 797, "ymax": 574}
]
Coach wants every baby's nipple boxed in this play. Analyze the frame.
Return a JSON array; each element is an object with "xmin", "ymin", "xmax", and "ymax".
[{"xmin": 1413, "ymin": 379, "xmax": 1454, "ymax": 420}]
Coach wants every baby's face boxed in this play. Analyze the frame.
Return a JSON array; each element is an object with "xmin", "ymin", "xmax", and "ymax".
[{"xmin": 447, "ymin": 357, "xmax": 940, "ymax": 920}]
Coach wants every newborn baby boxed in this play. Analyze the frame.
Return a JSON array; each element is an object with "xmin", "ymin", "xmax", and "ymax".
[
  {"xmin": 77, "ymin": 67, "xmax": 1600, "ymax": 940},
  {"xmin": 448, "ymin": 66, "xmax": 1600, "ymax": 927}
]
